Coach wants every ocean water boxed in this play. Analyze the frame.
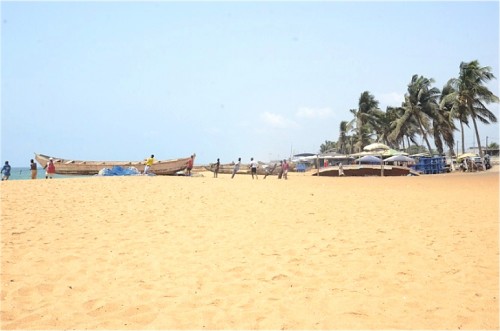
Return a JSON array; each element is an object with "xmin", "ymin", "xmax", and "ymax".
[{"xmin": 2, "ymin": 167, "xmax": 91, "ymax": 181}]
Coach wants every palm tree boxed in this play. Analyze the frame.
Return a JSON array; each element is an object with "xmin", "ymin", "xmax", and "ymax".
[
  {"xmin": 320, "ymin": 140, "xmax": 337, "ymax": 154},
  {"xmin": 337, "ymin": 121, "xmax": 351, "ymax": 154},
  {"xmin": 389, "ymin": 74, "xmax": 441, "ymax": 154},
  {"xmin": 441, "ymin": 60, "xmax": 499, "ymax": 157},
  {"xmin": 386, "ymin": 106, "xmax": 420, "ymax": 151},
  {"xmin": 441, "ymin": 81, "xmax": 468, "ymax": 154},
  {"xmin": 432, "ymin": 82, "xmax": 459, "ymax": 155},
  {"xmin": 349, "ymin": 91, "xmax": 380, "ymax": 152},
  {"xmin": 371, "ymin": 107, "xmax": 398, "ymax": 148}
]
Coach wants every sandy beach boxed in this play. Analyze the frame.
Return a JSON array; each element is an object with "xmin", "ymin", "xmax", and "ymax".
[{"xmin": 1, "ymin": 169, "xmax": 498, "ymax": 329}]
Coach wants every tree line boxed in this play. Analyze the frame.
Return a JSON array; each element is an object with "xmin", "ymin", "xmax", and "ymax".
[{"xmin": 320, "ymin": 60, "xmax": 499, "ymax": 157}]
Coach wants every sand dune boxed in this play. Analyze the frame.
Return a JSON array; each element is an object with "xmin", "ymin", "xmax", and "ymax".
[{"xmin": 1, "ymin": 169, "xmax": 498, "ymax": 329}]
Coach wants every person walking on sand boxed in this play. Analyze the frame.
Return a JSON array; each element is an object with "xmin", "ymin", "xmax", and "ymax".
[
  {"xmin": 1, "ymin": 161, "xmax": 11, "ymax": 181},
  {"xmin": 263, "ymin": 163, "xmax": 277, "ymax": 179},
  {"xmin": 45, "ymin": 158, "xmax": 55, "ymax": 179},
  {"xmin": 250, "ymin": 157, "xmax": 258, "ymax": 179},
  {"xmin": 338, "ymin": 162, "xmax": 345, "ymax": 176},
  {"xmin": 144, "ymin": 154, "xmax": 154, "ymax": 175},
  {"xmin": 231, "ymin": 157, "xmax": 241, "ymax": 179},
  {"xmin": 277, "ymin": 160, "xmax": 284, "ymax": 179},
  {"xmin": 282, "ymin": 159, "xmax": 289, "ymax": 180},
  {"xmin": 214, "ymin": 158, "xmax": 220, "ymax": 178},
  {"xmin": 30, "ymin": 159, "xmax": 37, "ymax": 179},
  {"xmin": 186, "ymin": 154, "xmax": 194, "ymax": 176}
]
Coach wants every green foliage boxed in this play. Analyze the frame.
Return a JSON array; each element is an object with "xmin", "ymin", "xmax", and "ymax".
[
  {"xmin": 320, "ymin": 140, "xmax": 337, "ymax": 153},
  {"xmin": 320, "ymin": 60, "xmax": 499, "ymax": 157},
  {"xmin": 406, "ymin": 145, "xmax": 429, "ymax": 155},
  {"xmin": 488, "ymin": 142, "xmax": 499, "ymax": 149}
]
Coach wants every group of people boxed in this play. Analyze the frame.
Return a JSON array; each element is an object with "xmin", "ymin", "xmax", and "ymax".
[
  {"xmin": 1, "ymin": 154, "xmax": 292, "ymax": 180},
  {"xmin": 228, "ymin": 157, "xmax": 289, "ymax": 180},
  {"xmin": 1, "ymin": 158, "xmax": 55, "ymax": 181}
]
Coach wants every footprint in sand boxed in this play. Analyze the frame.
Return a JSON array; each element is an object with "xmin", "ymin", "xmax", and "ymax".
[{"xmin": 271, "ymin": 274, "xmax": 288, "ymax": 281}]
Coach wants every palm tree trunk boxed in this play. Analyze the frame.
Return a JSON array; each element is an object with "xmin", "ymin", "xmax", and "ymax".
[
  {"xmin": 416, "ymin": 117, "xmax": 434, "ymax": 155},
  {"xmin": 460, "ymin": 120, "xmax": 465, "ymax": 154},
  {"xmin": 471, "ymin": 115, "xmax": 483, "ymax": 157}
]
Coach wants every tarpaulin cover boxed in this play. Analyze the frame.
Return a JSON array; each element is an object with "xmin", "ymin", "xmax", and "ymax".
[{"xmin": 98, "ymin": 166, "xmax": 144, "ymax": 176}]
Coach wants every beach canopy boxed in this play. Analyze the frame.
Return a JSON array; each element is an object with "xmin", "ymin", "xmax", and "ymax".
[
  {"xmin": 357, "ymin": 155, "xmax": 382, "ymax": 164},
  {"xmin": 381, "ymin": 149, "xmax": 408, "ymax": 157},
  {"xmin": 350, "ymin": 151, "xmax": 376, "ymax": 157},
  {"xmin": 384, "ymin": 155, "xmax": 415, "ymax": 163},
  {"xmin": 457, "ymin": 153, "xmax": 477, "ymax": 162},
  {"xmin": 363, "ymin": 143, "xmax": 390, "ymax": 151}
]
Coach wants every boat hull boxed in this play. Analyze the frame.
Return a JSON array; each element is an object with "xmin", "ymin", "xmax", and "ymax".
[
  {"xmin": 35, "ymin": 153, "xmax": 190, "ymax": 176},
  {"xmin": 312, "ymin": 165, "xmax": 419, "ymax": 177}
]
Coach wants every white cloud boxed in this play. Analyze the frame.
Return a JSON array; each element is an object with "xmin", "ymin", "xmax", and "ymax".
[
  {"xmin": 378, "ymin": 92, "xmax": 405, "ymax": 108},
  {"xmin": 295, "ymin": 107, "xmax": 333, "ymax": 119},
  {"xmin": 260, "ymin": 112, "xmax": 299, "ymax": 129}
]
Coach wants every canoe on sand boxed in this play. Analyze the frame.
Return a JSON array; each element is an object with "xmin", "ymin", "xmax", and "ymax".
[{"xmin": 35, "ymin": 153, "xmax": 191, "ymax": 176}]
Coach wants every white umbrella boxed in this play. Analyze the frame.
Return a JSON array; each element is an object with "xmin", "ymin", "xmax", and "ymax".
[
  {"xmin": 350, "ymin": 151, "xmax": 377, "ymax": 157},
  {"xmin": 381, "ymin": 149, "xmax": 408, "ymax": 157},
  {"xmin": 384, "ymin": 155, "xmax": 415, "ymax": 163},
  {"xmin": 363, "ymin": 143, "xmax": 390, "ymax": 151},
  {"xmin": 357, "ymin": 155, "xmax": 382, "ymax": 164}
]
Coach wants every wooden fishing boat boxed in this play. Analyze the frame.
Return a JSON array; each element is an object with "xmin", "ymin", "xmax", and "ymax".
[
  {"xmin": 35, "ymin": 153, "xmax": 191, "ymax": 176},
  {"xmin": 312, "ymin": 164, "xmax": 420, "ymax": 177}
]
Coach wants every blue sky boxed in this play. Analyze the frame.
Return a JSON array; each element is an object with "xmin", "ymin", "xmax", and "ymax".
[{"xmin": 1, "ymin": 1, "xmax": 499, "ymax": 166}]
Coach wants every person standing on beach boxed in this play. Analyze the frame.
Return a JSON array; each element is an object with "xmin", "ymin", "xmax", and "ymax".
[
  {"xmin": 338, "ymin": 162, "xmax": 345, "ymax": 176},
  {"xmin": 144, "ymin": 154, "xmax": 154, "ymax": 175},
  {"xmin": 45, "ymin": 158, "xmax": 55, "ymax": 179},
  {"xmin": 186, "ymin": 154, "xmax": 194, "ymax": 176},
  {"xmin": 214, "ymin": 158, "xmax": 220, "ymax": 178},
  {"xmin": 1, "ymin": 161, "xmax": 11, "ymax": 181},
  {"xmin": 282, "ymin": 159, "xmax": 289, "ymax": 180},
  {"xmin": 30, "ymin": 159, "xmax": 37, "ymax": 179},
  {"xmin": 277, "ymin": 160, "xmax": 284, "ymax": 179},
  {"xmin": 250, "ymin": 157, "xmax": 258, "ymax": 179},
  {"xmin": 263, "ymin": 163, "xmax": 277, "ymax": 179},
  {"xmin": 231, "ymin": 158, "xmax": 241, "ymax": 179}
]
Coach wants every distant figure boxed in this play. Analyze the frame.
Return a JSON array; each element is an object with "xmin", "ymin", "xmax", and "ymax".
[
  {"xmin": 338, "ymin": 162, "xmax": 345, "ymax": 176},
  {"xmin": 45, "ymin": 158, "xmax": 56, "ymax": 179},
  {"xmin": 263, "ymin": 163, "xmax": 277, "ymax": 179},
  {"xmin": 484, "ymin": 154, "xmax": 491, "ymax": 170},
  {"xmin": 186, "ymin": 154, "xmax": 195, "ymax": 176},
  {"xmin": 282, "ymin": 159, "xmax": 289, "ymax": 180},
  {"xmin": 277, "ymin": 160, "xmax": 284, "ymax": 179},
  {"xmin": 144, "ymin": 154, "xmax": 154, "ymax": 175},
  {"xmin": 1, "ymin": 161, "xmax": 11, "ymax": 181},
  {"xmin": 324, "ymin": 159, "xmax": 328, "ymax": 168},
  {"xmin": 30, "ymin": 159, "xmax": 37, "ymax": 179},
  {"xmin": 231, "ymin": 158, "xmax": 241, "ymax": 179},
  {"xmin": 250, "ymin": 157, "xmax": 258, "ymax": 179},
  {"xmin": 462, "ymin": 158, "xmax": 468, "ymax": 172},
  {"xmin": 214, "ymin": 158, "xmax": 220, "ymax": 178}
]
